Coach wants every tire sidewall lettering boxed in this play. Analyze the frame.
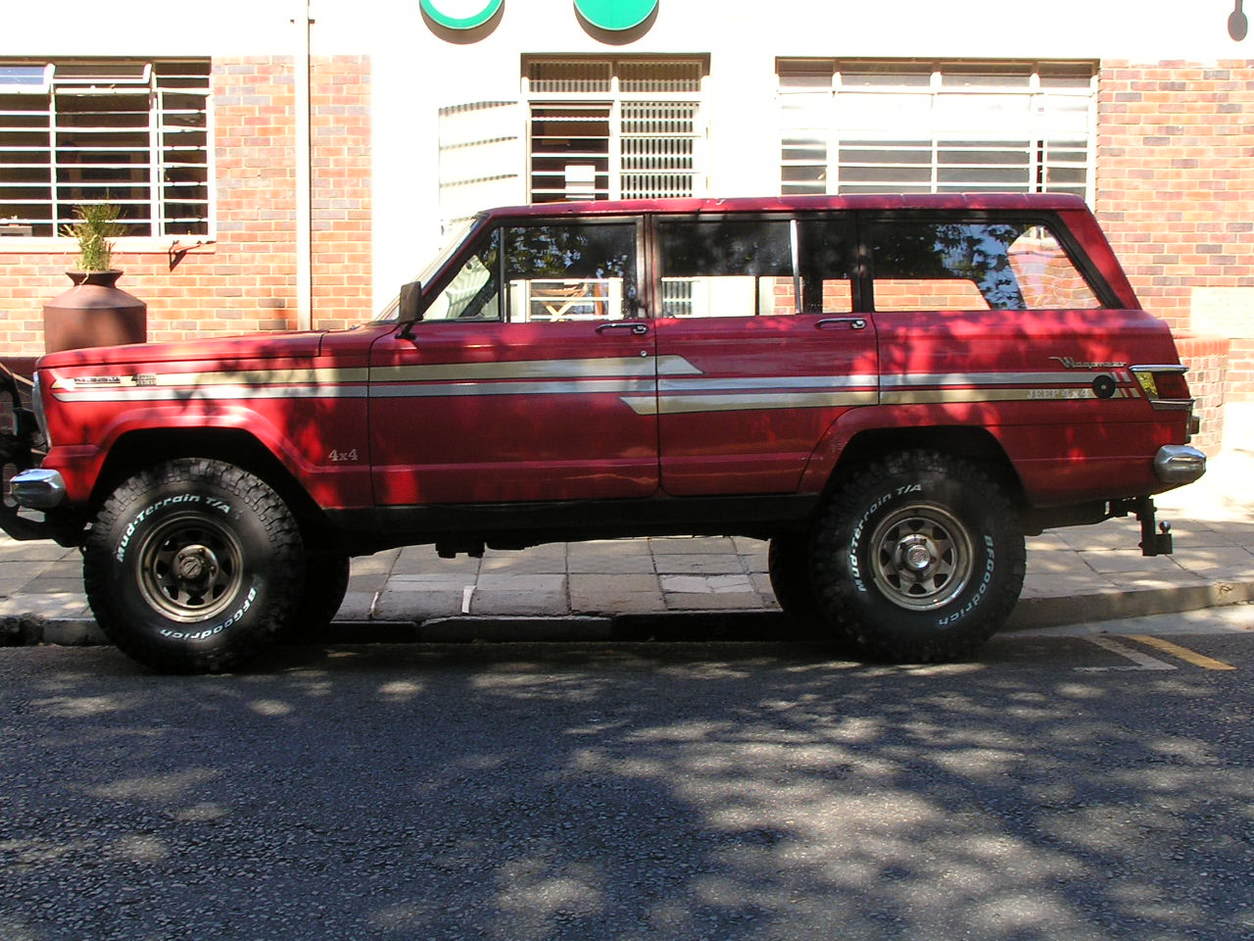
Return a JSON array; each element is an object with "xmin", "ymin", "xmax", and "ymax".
[
  {"xmin": 936, "ymin": 535, "xmax": 996, "ymax": 628},
  {"xmin": 849, "ymin": 482, "xmax": 924, "ymax": 594},
  {"xmin": 115, "ymin": 493, "xmax": 233, "ymax": 563},
  {"xmin": 109, "ymin": 482, "xmax": 255, "ymax": 646},
  {"xmin": 847, "ymin": 481, "xmax": 996, "ymax": 628},
  {"xmin": 158, "ymin": 585, "xmax": 257, "ymax": 642}
]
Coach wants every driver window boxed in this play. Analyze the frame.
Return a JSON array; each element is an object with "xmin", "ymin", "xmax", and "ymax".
[
  {"xmin": 502, "ymin": 222, "xmax": 638, "ymax": 323},
  {"xmin": 422, "ymin": 222, "xmax": 639, "ymax": 323}
]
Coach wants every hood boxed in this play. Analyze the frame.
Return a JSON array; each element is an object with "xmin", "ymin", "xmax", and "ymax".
[{"xmin": 37, "ymin": 330, "xmax": 326, "ymax": 370}]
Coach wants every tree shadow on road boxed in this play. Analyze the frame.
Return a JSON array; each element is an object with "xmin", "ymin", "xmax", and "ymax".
[{"xmin": 1, "ymin": 639, "xmax": 1250, "ymax": 940}]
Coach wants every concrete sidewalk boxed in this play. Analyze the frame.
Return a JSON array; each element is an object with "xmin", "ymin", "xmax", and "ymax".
[{"xmin": 3, "ymin": 406, "xmax": 1252, "ymax": 646}]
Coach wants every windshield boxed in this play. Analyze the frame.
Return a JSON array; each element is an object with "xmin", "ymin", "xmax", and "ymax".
[{"xmin": 372, "ymin": 217, "xmax": 480, "ymax": 322}]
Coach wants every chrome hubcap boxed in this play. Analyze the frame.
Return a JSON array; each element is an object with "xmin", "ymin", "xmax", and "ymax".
[
  {"xmin": 136, "ymin": 514, "xmax": 243, "ymax": 622},
  {"xmin": 868, "ymin": 503, "xmax": 974, "ymax": 612}
]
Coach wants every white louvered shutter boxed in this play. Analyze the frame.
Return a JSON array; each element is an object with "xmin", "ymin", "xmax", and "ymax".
[{"xmin": 437, "ymin": 99, "xmax": 524, "ymax": 229}]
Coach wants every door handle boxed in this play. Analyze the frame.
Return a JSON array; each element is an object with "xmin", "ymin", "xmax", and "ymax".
[
  {"xmin": 816, "ymin": 317, "xmax": 867, "ymax": 330},
  {"xmin": 597, "ymin": 322, "xmax": 650, "ymax": 336}
]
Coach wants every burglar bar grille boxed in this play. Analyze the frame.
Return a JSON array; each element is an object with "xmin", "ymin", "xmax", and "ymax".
[
  {"xmin": 526, "ymin": 58, "xmax": 705, "ymax": 204},
  {"xmin": 0, "ymin": 59, "xmax": 211, "ymax": 237},
  {"xmin": 779, "ymin": 59, "xmax": 1095, "ymax": 202}
]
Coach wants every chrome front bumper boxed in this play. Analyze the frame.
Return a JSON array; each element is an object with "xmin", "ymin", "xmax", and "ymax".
[
  {"xmin": 10, "ymin": 468, "xmax": 66, "ymax": 509},
  {"xmin": 1154, "ymin": 445, "xmax": 1206, "ymax": 485}
]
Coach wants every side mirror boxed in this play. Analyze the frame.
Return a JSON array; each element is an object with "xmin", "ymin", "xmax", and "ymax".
[{"xmin": 398, "ymin": 281, "xmax": 423, "ymax": 322}]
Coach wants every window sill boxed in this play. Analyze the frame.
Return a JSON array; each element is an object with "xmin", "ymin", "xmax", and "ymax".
[{"xmin": 0, "ymin": 237, "xmax": 217, "ymax": 255}]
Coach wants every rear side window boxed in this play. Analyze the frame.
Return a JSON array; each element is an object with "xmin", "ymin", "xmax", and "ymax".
[
  {"xmin": 868, "ymin": 219, "xmax": 1101, "ymax": 311},
  {"xmin": 657, "ymin": 217, "xmax": 855, "ymax": 317}
]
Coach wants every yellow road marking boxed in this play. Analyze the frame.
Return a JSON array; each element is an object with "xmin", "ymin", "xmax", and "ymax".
[{"xmin": 1125, "ymin": 635, "xmax": 1237, "ymax": 671}]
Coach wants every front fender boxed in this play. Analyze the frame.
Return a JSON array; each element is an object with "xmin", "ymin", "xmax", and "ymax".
[{"xmin": 43, "ymin": 405, "xmax": 310, "ymax": 506}]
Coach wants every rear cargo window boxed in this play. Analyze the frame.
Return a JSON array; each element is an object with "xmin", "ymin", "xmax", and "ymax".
[{"xmin": 868, "ymin": 220, "xmax": 1100, "ymax": 311}]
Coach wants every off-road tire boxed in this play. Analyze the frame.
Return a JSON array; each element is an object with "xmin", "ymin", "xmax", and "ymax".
[
  {"xmin": 83, "ymin": 458, "xmax": 304, "ymax": 673},
  {"xmin": 768, "ymin": 533, "xmax": 823, "ymax": 629},
  {"xmin": 284, "ymin": 551, "xmax": 350, "ymax": 639},
  {"xmin": 811, "ymin": 450, "xmax": 1025, "ymax": 662}
]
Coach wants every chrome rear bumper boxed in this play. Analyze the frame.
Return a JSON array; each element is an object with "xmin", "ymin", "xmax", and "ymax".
[{"xmin": 1153, "ymin": 445, "xmax": 1206, "ymax": 485}]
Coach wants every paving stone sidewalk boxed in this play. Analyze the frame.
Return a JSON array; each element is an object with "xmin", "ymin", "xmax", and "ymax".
[{"xmin": 3, "ymin": 406, "xmax": 1251, "ymax": 639}]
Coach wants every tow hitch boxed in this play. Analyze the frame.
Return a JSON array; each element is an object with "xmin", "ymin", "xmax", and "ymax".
[
  {"xmin": 1107, "ymin": 497, "xmax": 1173, "ymax": 556},
  {"xmin": 1134, "ymin": 497, "xmax": 1173, "ymax": 556}
]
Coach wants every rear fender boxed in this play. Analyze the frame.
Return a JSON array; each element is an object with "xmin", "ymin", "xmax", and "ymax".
[{"xmin": 800, "ymin": 406, "xmax": 1024, "ymax": 500}]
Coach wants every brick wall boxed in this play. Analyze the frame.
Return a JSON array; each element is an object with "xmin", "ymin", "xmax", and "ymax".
[
  {"xmin": 1228, "ymin": 337, "xmax": 1254, "ymax": 401},
  {"xmin": 310, "ymin": 56, "xmax": 373, "ymax": 331},
  {"xmin": 1175, "ymin": 335, "xmax": 1229, "ymax": 455},
  {"xmin": 0, "ymin": 55, "xmax": 371, "ymax": 353},
  {"xmin": 1096, "ymin": 59, "xmax": 1254, "ymax": 413}
]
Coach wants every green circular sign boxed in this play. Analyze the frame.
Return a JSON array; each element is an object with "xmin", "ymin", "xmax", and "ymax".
[
  {"xmin": 574, "ymin": 0, "xmax": 658, "ymax": 30},
  {"xmin": 420, "ymin": 0, "xmax": 503, "ymax": 30}
]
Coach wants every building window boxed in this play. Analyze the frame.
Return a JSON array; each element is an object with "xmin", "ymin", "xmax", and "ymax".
[
  {"xmin": 0, "ymin": 60, "xmax": 211, "ymax": 238},
  {"xmin": 778, "ymin": 60, "xmax": 1095, "ymax": 201},
  {"xmin": 525, "ymin": 58, "xmax": 705, "ymax": 203}
]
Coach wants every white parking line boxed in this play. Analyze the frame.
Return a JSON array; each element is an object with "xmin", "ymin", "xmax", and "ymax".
[{"xmin": 1077, "ymin": 635, "xmax": 1177, "ymax": 671}]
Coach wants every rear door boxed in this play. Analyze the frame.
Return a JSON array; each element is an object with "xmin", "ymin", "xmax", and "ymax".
[
  {"xmin": 369, "ymin": 217, "xmax": 660, "ymax": 505},
  {"xmin": 649, "ymin": 213, "xmax": 879, "ymax": 495}
]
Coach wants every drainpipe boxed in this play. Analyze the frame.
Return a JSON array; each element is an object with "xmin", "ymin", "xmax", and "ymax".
[{"xmin": 293, "ymin": 0, "xmax": 313, "ymax": 331}]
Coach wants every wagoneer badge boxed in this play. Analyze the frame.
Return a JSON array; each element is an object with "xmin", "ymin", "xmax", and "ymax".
[{"xmin": 1050, "ymin": 355, "xmax": 1128, "ymax": 369}]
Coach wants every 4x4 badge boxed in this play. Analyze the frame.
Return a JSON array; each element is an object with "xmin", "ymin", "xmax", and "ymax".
[{"xmin": 1050, "ymin": 355, "xmax": 1128, "ymax": 369}]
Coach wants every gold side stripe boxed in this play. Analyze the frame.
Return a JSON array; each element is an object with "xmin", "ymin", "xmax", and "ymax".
[
  {"xmin": 52, "ymin": 367, "xmax": 368, "ymax": 391},
  {"xmin": 53, "ymin": 385, "xmax": 370, "ymax": 402},
  {"xmin": 881, "ymin": 370, "xmax": 1131, "ymax": 387},
  {"xmin": 621, "ymin": 390, "xmax": 878, "ymax": 416},
  {"xmin": 371, "ymin": 355, "xmax": 700, "ymax": 383},
  {"xmin": 882, "ymin": 388, "xmax": 1132, "ymax": 405},
  {"xmin": 660, "ymin": 374, "xmax": 879, "ymax": 392}
]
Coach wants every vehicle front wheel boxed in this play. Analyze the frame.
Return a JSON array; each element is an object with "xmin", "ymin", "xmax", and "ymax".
[
  {"xmin": 283, "ymin": 550, "xmax": 350, "ymax": 640},
  {"xmin": 810, "ymin": 451, "xmax": 1025, "ymax": 662},
  {"xmin": 83, "ymin": 458, "xmax": 304, "ymax": 673}
]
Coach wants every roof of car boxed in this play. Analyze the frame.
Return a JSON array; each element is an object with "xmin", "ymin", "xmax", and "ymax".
[{"xmin": 480, "ymin": 193, "xmax": 1090, "ymax": 221}]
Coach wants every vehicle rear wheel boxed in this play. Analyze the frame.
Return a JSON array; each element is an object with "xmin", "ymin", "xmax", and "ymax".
[
  {"xmin": 810, "ymin": 450, "xmax": 1025, "ymax": 662},
  {"xmin": 83, "ymin": 458, "xmax": 304, "ymax": 673},
  {"xmin": 767, "ymin": 533, "xmax": 822, "ymax": 629}
]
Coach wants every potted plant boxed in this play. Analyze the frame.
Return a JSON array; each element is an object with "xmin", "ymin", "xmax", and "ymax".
[
  {"xmin": 64, "ymin": 202, "xmax": 123, "ymax": 277},
  {"xmin": 43, "ymin": 203, "xmax": 147, "ymax": 353}
]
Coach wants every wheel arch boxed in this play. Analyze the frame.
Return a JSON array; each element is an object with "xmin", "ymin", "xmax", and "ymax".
[
  {"xmin": 811, "ymin": 423, "xmax": 1027, "ymax": 509},
  {"xmin": 90, "ymin": 428, "xmax": 331, "ymax": 538}
]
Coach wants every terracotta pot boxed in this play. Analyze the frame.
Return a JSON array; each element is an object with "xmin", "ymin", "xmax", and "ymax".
[{"xmin": 43, "ymin": 270, "xmax": 148, "ymax": 354}]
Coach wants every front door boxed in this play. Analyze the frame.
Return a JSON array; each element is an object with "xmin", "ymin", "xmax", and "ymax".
[{"xmin": 369, "ymin": 218, "xmax": 659, "ymax": 506}]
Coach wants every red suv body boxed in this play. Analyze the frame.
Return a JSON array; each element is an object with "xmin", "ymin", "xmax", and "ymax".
[{"xmin": 0, "ymin": 194, "xmax": 1205, "ymax": 672}]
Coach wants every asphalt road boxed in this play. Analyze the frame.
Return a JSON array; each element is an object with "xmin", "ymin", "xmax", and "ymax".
[{"xmin": 2, "ymin": 629, "xmax": 1252, "ymax": 941}]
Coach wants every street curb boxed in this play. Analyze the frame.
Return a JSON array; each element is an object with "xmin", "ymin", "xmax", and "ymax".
[
  {"xmin": 4, "ymin": 579, "xmax": 1251, "ymax": 648},
  {"xmin": 1003, "ymin": 580, "xmax": 1254, "ymax": 631}
]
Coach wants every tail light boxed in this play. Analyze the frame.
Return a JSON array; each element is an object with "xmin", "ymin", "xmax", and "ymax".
[{"xmin": 1131, "ymin": 364, "xmax": 1192, "ymax": 409}]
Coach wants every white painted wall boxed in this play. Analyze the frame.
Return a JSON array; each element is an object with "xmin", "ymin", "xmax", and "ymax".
[{"xmin": 6, "ymin": 1, "xmax": 1241, "ymax": 59}]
